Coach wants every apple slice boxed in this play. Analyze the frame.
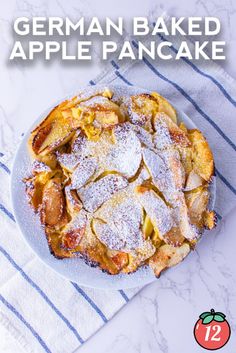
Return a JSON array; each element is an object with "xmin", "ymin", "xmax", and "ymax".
[
  {"xmin": 80, "ymin": 95, "xmax": 124, "ymax": 125},
  {"xmin": 78, "ymin": 174, "xmax": 128, "ymax": 212},
  {"xmin": 132, "ymin": 124, "xmax": 154, "ymax": 149},
  {"xmin": 135, "ymin": 187, "xmax": 173, "ymax": 236},
  {"xmin": 142, "ymin": 147, "xmax": 185, "ymax": 203},
  {"xmin": 105, "ymin": 123, "xmax": 142, "ymax": 178},
  {"xmin": 24, "ymin": 177, "xmax": 44, "ymax": 211},
  {"xmin": 65, "ymin": 185, "xmax": 82, "ymax": 214},
  {"xmin": 149, "ymin": 243, "xmax": 190, "ymax": 277},
  {"xmin": 163, "ymin": 227, "xmax": 185, "ymax": 247},
  {"xmin": 153, "ymin": 112, "xmax": 190, "ymax": 148},
  {"xmin": 30, "ymin": 106, "xmax": 75, "ymax": 156},
  {"xmin": 61, "ymin": 210, "xmax": 87, "ymax": 250},
  {"xmin": 93, "ymin": 219, "xmax": 127, "ymax": 251},
  {"xmin": 125, "ymin": 93, "xmax": 159, "ymax": 128},
  {"xmin": 188, "ymin": 129, "xmax": 214, "ymax": 182},
  {"xmin": 41, "ymin": 177, "xmax": 68, "ymax": 228},
  {"xmin": 151, "ymin": 92, "xmax": 177, "ymax": 123},
  {"xmin": 185, "ymin": 170, "xmax": 204, "ymax": 191},
  {"xmin": 56, "ymin": 152, "xmax": 81, "ymax": 172},
  {"xmin": 185, "ymin": 187, "xmax": 211, "ymax": 228},
  {"xmin": 122, "ymin": 240, "xmax": 156, "ymax": 274},
  {"xmin": 31, "ymin": 124, "xmax": 53, "ymax": 155},
  {"xmin": 176, "ymin": 194, "xmax": 200, "ymax": 240},
  {"xmin": 71, "ymin": 157, "xmax": 97, "ymax": 189}
]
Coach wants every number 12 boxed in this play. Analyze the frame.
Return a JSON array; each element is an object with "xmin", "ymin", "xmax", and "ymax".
[{"xmin": 205, "ymin": 325, "xmax": 221, "ymax": 341}]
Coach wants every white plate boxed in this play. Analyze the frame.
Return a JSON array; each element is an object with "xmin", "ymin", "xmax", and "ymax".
[{"xmin": 11, "ymin": 84, "xmax": 216, "ymax": 290}]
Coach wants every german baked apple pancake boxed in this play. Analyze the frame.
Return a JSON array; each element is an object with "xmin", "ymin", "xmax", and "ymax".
[{"xmin": 24, "ymin": 87, "xmax": 216, "ymax": 277}]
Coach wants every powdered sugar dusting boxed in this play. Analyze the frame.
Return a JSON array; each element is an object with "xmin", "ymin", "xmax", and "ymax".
[
  {"xmin": 104, "ymin": 123, "xmax": 142, "ymax": 178},
  {"xmin": 78, "ymin": 174, "xmax": 128, "ymax": 213},
  {"xmin": 142, "ymin": 147, "xmax": 172, "ymax": 193},
  {"xmin": 71, "ymin": 131, "xmax": 91, "ymax": 155},
  {"xmin": 56, "ymin": 152, "xmax": 81, "ymax": 171},
  {"xmin": 142, "ymin": 147, "xmax": 185, "ymax": 205},
  {"xmin": 132, "ymin": 125, "xmax": 154, "ymax": 149},
  {"xmin": 174, "ymin": 194, "xmax": 200, "ymax": 241},
  {"xmin": 64, "ymin": 209, "xmax": 87, "ymax": 232},
  {"xmin": 93, "ymin": 220, "xmax": 126, "ymax": 250},
  {"xmin": 136, "ymin": 189, "xmax": 174, "ymax": 236},
  {"xmin": 80, "ymin": 96, "xmax": 110, "ymax": 108},
  {"xmin": 153, "ymin": 119, "xmax": 173, "ymax": 150},
  {"xmin": 122, "ymin": 96, "xmax": 150, "ymax": 127},
  {"xmin": 32, "ymin": 160, "xmax": 51, "ymax": 173},
  {"xmin": 71, "ymin": 123, "xmax": 142, "ymax": 179},
  {"xmin": 65, "ymin": 185, "xmax": 81, "ymax": 208},
  {"xmin": 94, "ymin": 192, "xmax": 144, "ymax": 251},
  {"xmin": 71, "ymin": 157, "xmax": 97, "ymax": 189}
]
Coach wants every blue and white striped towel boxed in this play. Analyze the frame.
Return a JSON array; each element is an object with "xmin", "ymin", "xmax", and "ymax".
[{"xmin": 1, "ymin": 26, "xmax": 236, "ymax": 353}]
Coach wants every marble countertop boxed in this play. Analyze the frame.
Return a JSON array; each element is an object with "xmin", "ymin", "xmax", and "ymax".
[{"xmin": 0, "ymin": 0, "xmax": 236, "ymax": 352}]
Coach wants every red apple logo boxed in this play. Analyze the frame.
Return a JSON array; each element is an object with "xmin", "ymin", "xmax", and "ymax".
[{"xmin": 194, "ymin": 309, "xmax": 231, "ymax": 350}]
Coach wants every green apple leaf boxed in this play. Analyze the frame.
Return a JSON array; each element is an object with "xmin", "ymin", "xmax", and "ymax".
[
  {"xmin": 214, "ymin": 312, "xmax": 226, "ymax": 318},
  {"xmin": 214, "ymin": 315, "xmax": 225, "ymax": 322},
  {"xmin": 199, "ymin": 312, "xmax": 211, "ymax": 319},
  {"xmin": 202, "ymin": 315, "xmax": 214, "ymax": 324}
]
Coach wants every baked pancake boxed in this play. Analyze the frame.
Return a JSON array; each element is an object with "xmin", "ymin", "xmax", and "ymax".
[{"xmin": 24, "ymin": 87, "xmax": 216, "ymax": 277}]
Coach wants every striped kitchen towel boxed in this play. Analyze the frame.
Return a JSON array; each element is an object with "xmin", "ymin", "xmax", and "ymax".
[{"xmin": 1, "ymin": 22, "xmax": 236, "ymax": 353}]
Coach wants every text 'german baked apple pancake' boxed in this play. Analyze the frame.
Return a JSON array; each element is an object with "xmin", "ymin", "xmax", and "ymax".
[{"xmin": 24, "ymin": 87, "xmax": 216, "ymax": 277}]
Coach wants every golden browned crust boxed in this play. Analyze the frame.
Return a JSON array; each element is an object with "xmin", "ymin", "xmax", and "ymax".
[
  {"xmin": 188, "ymin": 129, "xmax": 214, "ymax": 182},
  {"xmin": 204, "ymin": 210, "xmax": 217, "ymax": 230},
  {"xmin": 151, "ymin": 92, "xmax": 177, "ymax": 123},
  {"xmin": 149, "ymin": 243, "xmax": 190, "ymax": 277}
]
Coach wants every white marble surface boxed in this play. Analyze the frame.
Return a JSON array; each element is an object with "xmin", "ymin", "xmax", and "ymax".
[{"xmin": 0, "ymin": 0, "xmax": 236, "ymax": 352}]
